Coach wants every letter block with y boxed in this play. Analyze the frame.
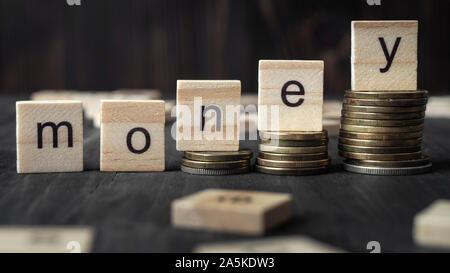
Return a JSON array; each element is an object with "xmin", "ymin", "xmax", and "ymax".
[
  {"xmin": 100, "ymin": 100, "xmax": 165, "ymax": 172},
  {"xmin": 351, "ymin": 20, "xmax": 418, "ymax": 91},
  {"xmin": 176, "ymin": 80, "xmax": 241, "ymax": 151},
  {"xmin": 258, "ymin": 60, "xmax": 324, "ymax": 132},
  {"xmin": 16, "ymin": 101, "xmax": 83, "ymax": 173}
]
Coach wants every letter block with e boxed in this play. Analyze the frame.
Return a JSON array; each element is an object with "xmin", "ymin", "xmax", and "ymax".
[
  {"xmin": 258, "ymin": 60, "xmax": 324, "ymax": 132},
  {"xmin": 351, "ymin": 20, "xmax": 418, "ymax": 91},
  {"xmin": 16, "ymin": 101, "xmax": 83, "ymax": 173},
  {"xmin": 100, "ymin": 100, "xmax": 165, "ymax": 172},
  {"xmin": 176, "ymin": 80, "xmax": 241, "ymax": 151}
]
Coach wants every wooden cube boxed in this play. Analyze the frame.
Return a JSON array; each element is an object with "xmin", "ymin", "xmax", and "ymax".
[
  {"xmin": 194, "ymin": 236, "xmax": 345, "ymax": 253},
  {"xmin": 16, "ymin": 101, "xmax": 83, "ymax": 173},
  {"xmin": 100, "ymin": 100, "xmax": 165, "ymax": 172},
  {"xmin": 172, "ymin": 189, "xmax": 292, "ymax": 235},
  {"xmin": 414, "ymin": 200, "xmax": 450, "ymax": 248},
  {"xmin": 176, "ymin": 80, "xmax": 241, "ymax": 151},
  {"xmin": 351, "ymin": 20, "xmax": 418, "ymax": 91},
  {"xmin": 258, "ymin": 60, "xmax": 324, "ymax": 132}
]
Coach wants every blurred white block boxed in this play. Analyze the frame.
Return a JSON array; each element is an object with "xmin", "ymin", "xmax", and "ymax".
[
  {"xmin": 414, "ymin": 200, "xmax": 450, "ymax": 249},
  {"xmin": 31, "ymin": 89, "xmax": 162, "ymax": 128},
  {"xmin": 194, "ymin": 236, "xmax": 345, "ymax": 253},
  {"xmin": 0, "ymin": 226, "xmax": 93, "ymax": 253}
]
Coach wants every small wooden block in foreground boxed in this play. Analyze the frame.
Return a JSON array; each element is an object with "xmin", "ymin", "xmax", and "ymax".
[
  {"xmin": 176, "ymin": 80, "xmax": 241, "ymax": 151},
  {"xmin": 258, "ymin": 60, "xmax": 324, "ymax": 132},
  {"xmin": 413, "ymin": 199, "xmax": 450, "ymax": 248},
  {"xmin": 172, "ymin": 189, "xmax": 292, "ymax": 235},
  {"xmin": 0, "ymin": 226, "xmax": 93, "ymax": 253},
  {"xmin": 194, "ymin": 236, "xmax": 345, "ymax": 253},
  {"xmin": 351, "ymin": 20, "xmax": 418, "ymax": 91},
  {"xmin": 100, "ymin": 100, "xmax": 165, "ymax": 172},
  {"xmin": 16, "ymin": 101, "xmax": 83, "ymax": 173}
]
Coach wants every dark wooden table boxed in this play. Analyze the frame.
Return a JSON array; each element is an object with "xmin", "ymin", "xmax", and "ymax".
[{"xmin": 1, "ymin": 95, "xmax": 449, "ymax": 253}]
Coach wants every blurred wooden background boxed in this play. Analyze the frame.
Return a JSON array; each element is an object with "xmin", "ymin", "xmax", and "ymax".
[{"xmin": 0, "ymin": 0, "xmax": 448, "ymax": 98}]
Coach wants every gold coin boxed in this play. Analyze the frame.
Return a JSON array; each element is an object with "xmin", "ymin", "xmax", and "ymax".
[
  {"xmin": 344, "ymin": 156, "xmax": 430, "ymax": 168},
  {"xmin": 341, "ymin": 117, "xmax": 424, "ymax": 127},
  {"xmin": 259, "ymin": 130, "xmax": 327, "ymax": 141},
  {"xmin": 344, "ymin": 90, "xmax": 428, "ymax": 99},
  {"xmin": 181, "ymin": 158, "xmax": 250, "ymax": 169},
  {"xmin": 341, "ymin": 124, "xmax": 423, "ymax": 133},
  {"xmin": 184, "ymin": 149, "xmax": 253, "ymax": 162},
  {"xmin": 260, "ymin": 138, "xmax": 328, "ymax": 147},
  {"xmin": 339, "ymin": 137, "xmax": 422, "ymax": 147},
  {"xmin": 339, "ymin": 130, "xmax": 422, "ymax": 140},
  {"xmin": 342, "ymin": 104, "xmax": 426, "ymax": 113},
  {"xmin": 259, "ymin": 152, "xmax": 329, "ymax": 161},
  {"xmin": 259, "ymin": 144, "xmax": 328, "ymax": 154},
  {"xmin": 338, "ymin": 143, "xmax": 421, "ymax": 154},
  {"xmin": 257, "ymin": 157, "xmax": 330, "ymax": 168},
  {"xmin": 255, "ymin": 165, "xmax": 328, "ymax": 176},
  {"xmin": 343, "ymin": 98, "xmax": 427, "ymax": 107},
  {"xmin": 339, "ymin": 151, "xmax": 423, "ymax": 161},
  {"xmin": 341, "ymin": 111, "xmax": 425, "ymax": 120}
]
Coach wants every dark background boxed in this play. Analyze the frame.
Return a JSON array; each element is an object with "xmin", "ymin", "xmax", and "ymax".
[{"xmin": 0, "ymin": 0, "xmax": 448, "ymax": 98}]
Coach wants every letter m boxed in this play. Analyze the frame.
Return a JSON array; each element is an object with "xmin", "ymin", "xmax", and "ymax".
[{"xmin": 37, "ymin": 121, "xmax": 73, "ymax": 149}]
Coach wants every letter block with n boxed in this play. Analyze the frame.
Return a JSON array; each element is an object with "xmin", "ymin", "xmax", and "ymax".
[
  {"xmin": 16, "ymin": 101, "xmax": 83, "ymax": 173},
  {"xmin": 258, "ymin": 60, "xmax": 324, "ymax": 132},
  {"xmin": 351, "ymin": 20, "xmax": 418, "ymax": 91},
  {"xmin": 100, "ymin": 100, "xmax": 165, "ymax": 172},
  {"xmin": 176, "ymin": 80, "xmax": 241, "ymax": 151}
]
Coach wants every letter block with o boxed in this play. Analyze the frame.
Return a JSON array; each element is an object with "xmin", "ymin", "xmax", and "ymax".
[
  {"xmin": 351, "ymin": 20, "xmax": 418, "ymax": 91},
  {"xmin": 258, "ymin": 60, "xmax": 324, "ymax": 132},
  {"xmin": 16, "ymin": 101, "xmax": 83, "ymax": 173},
  {"xmin": 100, "ymin": 100, "xmax": 165, "ymax": 172}
]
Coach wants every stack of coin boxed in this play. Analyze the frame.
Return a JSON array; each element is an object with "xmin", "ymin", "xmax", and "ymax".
[
  {"xmin": 255, "ymin": 130, "xmax": 330, "ymax": 176},
  {"xmin": 339, "ymin": 90, "xmax": 432, "ymax": 175},
  {"xmin": 181, "ymin": 150, "xmax": 253, "ymax": 175}
]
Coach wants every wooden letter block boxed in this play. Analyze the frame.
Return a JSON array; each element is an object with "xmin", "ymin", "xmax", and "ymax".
[
  {"xmin": 100, "ymin": 100, "xmax": 165, "ymax": 172},
  {"xmin": 176, "ymin": 80, "xmax": 241, "ymax": 151},
  {"xmin": 351, "ymin": 20, "xmax": 418, "ymax": 91},
  {"xmin": 194, "ymin": 236, "xmax": 345, "ymax": 253},
  {"xmin": 258, "ymin": 60, "xmax": 324, "ymax": 132},
  {"xmin": 414, "ymin": 199, "xmax": 450, "ymax": 248},
  {"xmin": 16, "ymin": 101, "xmax": 83, "ymax": 173},
  {"xmin": 172, "ymin": 189, "xmax": 292, "ymax": 235}
]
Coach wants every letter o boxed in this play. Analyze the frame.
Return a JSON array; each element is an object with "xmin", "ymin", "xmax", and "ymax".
[{"xmin": 126, "ymin": 127, "xmax": 151, "ymax": 154}]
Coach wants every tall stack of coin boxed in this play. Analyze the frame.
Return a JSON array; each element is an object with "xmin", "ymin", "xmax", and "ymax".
[
  {"xmin": 255, "ymin": 130, "xmax": 330, "ymax": 175},
  {"xmin": 339, "ymin": 90, "xmax": 432, "ymax": 175},
  {"xmin": 181, "ymin": 150, "xmax": 253, "ymax": 175}
]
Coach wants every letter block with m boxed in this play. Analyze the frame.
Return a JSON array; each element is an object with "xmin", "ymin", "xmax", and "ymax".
[
  {"xmin": 351, "ymin": 20, "xmax": 418, "ymax": 91},
  {"xmin": 16, "ymin": 101, "xmax": 83, "ymax": 173},
  {"xmin": 100, "ymin": 100, "xmax": 165, "ymax": 172}
]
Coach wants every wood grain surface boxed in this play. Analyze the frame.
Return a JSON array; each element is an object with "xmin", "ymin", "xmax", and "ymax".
[{"xmin": 1, "ymin": 95, "xmax": 450, "ymax": 252}]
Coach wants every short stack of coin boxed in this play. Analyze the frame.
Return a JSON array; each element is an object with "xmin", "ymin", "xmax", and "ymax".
[
  {"xmin": 255, "ymin": 130, "xmax": 330, "ymax": 176},
  {"xmin": 181, "ymin": 150, "xmax": 253, "ymax": 175},
  {"xmin": 339, "ymin": 90, "xmax": 432, "ymax": 175}
]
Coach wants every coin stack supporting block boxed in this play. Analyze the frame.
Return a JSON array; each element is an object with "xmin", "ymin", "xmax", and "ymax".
[
  {"xmin": 256, "ymin": 131, "xmax": 330, "ymax": 176},
  {"xmin": 258, "ymin": 60, "xmax": 324, "ymax": 132},
  {"xmin": 413, "ymin": 200, "xmax": 450, "ymax": 249},
  {"xmin": 16, "ymin": 101, "xmax": 83, "ymax": 173},
  {"xmin": 176, "ymin": 80, "xmax": 241, "ymax": 151},
  {"xmin": 172, "ymin": 189, "xmax": 292, "ymax": 235},
  {"xmin": 180, "ymin": 150, "xmax": 253, "ymax": 176},
  {"xmin": 100, "ymin": 100, "xmax": 165, "ymax": 172},
  {"xmin": 351, "ymin": 20, "xmax": 418, "ymax": 91},
  {"xmin": 339, "ymin": 91, "xmax": 431, "ymax": 175},
  {"xmin": 342, "ymin": 20, "xmax": 430, "ymax": 175}
]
